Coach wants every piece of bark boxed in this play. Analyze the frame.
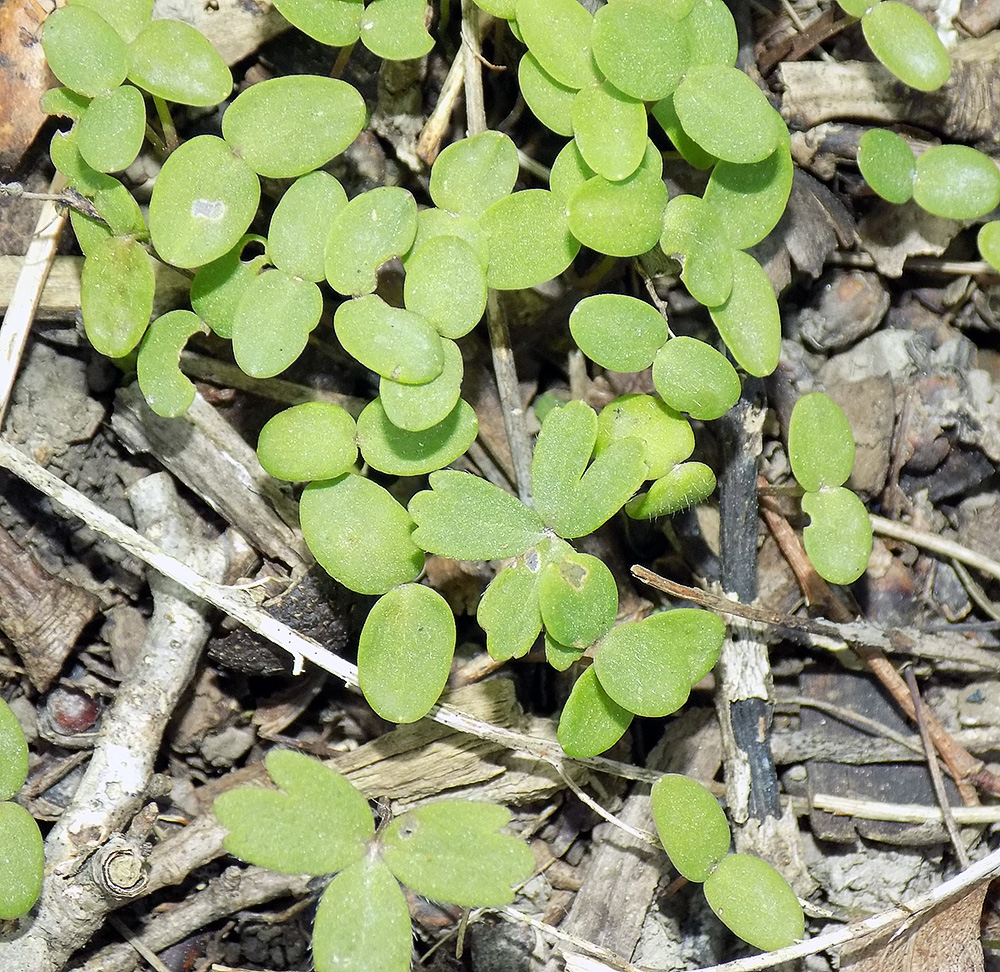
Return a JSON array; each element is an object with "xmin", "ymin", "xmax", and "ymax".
[
  {"xmin": 112, "ymin": 386, "xmax": 310, "ymax": 571},
  {"xmin": 0, "ymin": 521, "xmax": 99, "ymax": 690}
]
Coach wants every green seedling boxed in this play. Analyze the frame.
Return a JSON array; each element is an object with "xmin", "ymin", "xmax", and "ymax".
[
  {"xmin": 788, "ymin": 393, "xmax": 873, "ymax": 585},
  {"xmin": 213, "ymin": 749, "xmax": 534, "ymax": 972},
  {"xmin": 0, "ymin": 699, "xmax": 44, "ymax": 920}
]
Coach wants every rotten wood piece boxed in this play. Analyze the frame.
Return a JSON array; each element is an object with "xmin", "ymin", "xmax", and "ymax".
[{"xmin": 0, "ymin": 520, "xmax": 99, "ymax": 690}]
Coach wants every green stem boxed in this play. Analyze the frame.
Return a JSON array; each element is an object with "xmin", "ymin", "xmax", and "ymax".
[
  {"xmin": 331, "ymin": 41, "xmax": 356, "ymax": 79},
  {"xmin": 152, "ymin": 96, "xmax": 179, "ymax": 154}
]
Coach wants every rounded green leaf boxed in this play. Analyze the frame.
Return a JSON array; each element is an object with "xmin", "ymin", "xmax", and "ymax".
[
  {"xmin": 532, "ymin": 399, "xmax": 649, "ymax": 538},
  {"xmin": 572, "ymin": 82, "xmax": 649, "ymax": 182},
  {"xmin": 482, "ymin": 190, "xmax": 581, "ymax": 289},
  {"xmin": 404, "ymin": 236, "xmax": 487, "ymax": 338},
  {"xmin": 40, "ymin": 86, "xmax": 92, "ymax": 121},
  {"xmin": 233, "ymin": 271, "xmax": 323, "ymax": 378},
  {"xmin": 406, "ymin": 208, "xmax": 489, "ymax": 270},
  {"xmin": 149, "ymin": 135, "xmax": 260, "ymax": 269},
  {"xmin": 652, "ymin": 337, "xmax": 740, "ymax": 421},
  {"xmin": 708, "ymin": 250, "xmax": 780, "ymax": 377},
  {"xmin": 862, "ymin": 1, "xmax": 950, "ymax": 92},
  {"xmin": 409, "ymin": 469, "xmax": 546, "ymax": 561},
  {"xmin": 271, "ymin": 0, "xmax": 364, "ymax": 46},
  {"xmin": 136, "ymin": 310, "xmax": 208, "ymax": 417},
  {"xmin": 269, "ymin": 171, "xmax": 348, "ymax": 282},
  {"xmin": 788, "ymin": 391, "xmax": 855, "ymax": 492},
  {"xmin": 326, "ymin": 187, "xmax": 418, "ymax": 296},
  {"xmin": 222, "ymin": 75, "xmax": 365, "ymax": 178},
  {"xmin": 0, "ymin": 802, "xmax": 43, "ymax": 920},
  {"xmin": 703, "ymin": 854, "xmax": 805, "ymax": 950},
  {"xmin": 214, "ymin": 748, "xmax": 374, "ymax": 875},
  {"xmin": 650, "ymin": 94, "xmax": 717, "ymax": 170},
  {"xmin": 659, "ymin": 194, "xmax": 735, "ymax": 306},
  {"xmin": 557, "ymin": 665, "xmax": 633, "ymax": 758},
  {"xmin": 549, "ymin": 139, "xmax": 597, "ymax": 205},
  {"xmin": 703, "ymin": 138, "xmax": 794, "ymax": 249},
  {"xmin": 570, "ymin": 294, "xmax": 667, "ymax": 373},
  {"xmin": 68, "ymin": 0, "xmax": 153, "ymax": 43},
  {"xmin": 128, "ymin": 19, "xmax": 232, "ymax": 106},
  {"xmin": 595, "ymin": 393, "xmax": 694, "ymax": 479},
  {"xmin": 42, "ymin": 5, "xmax": 128, "ymax": 97},
  {"xmin": 81, "ymin": 235, "xmax": 154, "ymax": 358},
  {"xmin": 360, "ymin": 0, "xmax": 434, "ymax": 59},
  {"xmin": 568, "ymin": 142, "xmax": 667, "ymax": 257},
  {"xmin": 312, "ymin": 859, "xmax": 411, "ymax": 972},
  {"xmin": 334, "ymin": 295, "xmax": 444, "ymax": 383},
  {"xmin": 913, "ymin": 144, "xmax": 1000, "ymax": 220},
  {"xmin": 857, "ymin": 129, "xmax": 916, "ymax": 205},
  {"xmin": 683, "ymin": 0, "xmax": 738, "ymax": 68},
  {"xmin": 838, "ymin": 0, "xmax": 874, "ymax": 14},
  {"xmin": 0, "ymin": 699, "xmax": 28, "ymax": 802},
  {"xmin": 358, "ymin": 584, "xmax": 456, "ymax": 723},
  {"xmin": 75, "ymin": 84, "xmax": 145, "ymax": 173},
  {"xmin": 519, "ymin": 53, "xmax": 576, "ymax": 137},
  {"xmin": 475, "ymin": 0, "xmax": 516, "ymax": 16},
  {"xmin": 673, "ymin": 65, "xmax": 781, "ymax": 164},
  {"xmin": 190, "ymin": 236, "xmax": 268, "ymax": 339},
  {"xmin": 624, "ymin": 462, "xmax": 717, "ymax": 518},
  {"xmin": 301, "ymin": 474, "xmax": 424, "ymax": 595},
  {"xmin": 593, "ymin": 609, "xmax": 725, "ymax": 716},
  {"xmin": 380, "ymin": 339, "xmax": 463, "ymax": 431},
  {"xmin": 651, "ymin": 774, "xmax": 730, "ymax": 882},
  {"xmin": 978, "ymin": 221, "xmax": 1000, "ymax": 272},
  {"xmin": 801, "ymin": 486, "xmax": 872, "ymax": 585},
  {"xmin": 382, "ymin": 801, "xmax": 535, "ymax": 907},
  {"xmin": 515, "ymin": 0, "xmax": 595, "ymax": 89},
  {"xmin": 50, "ymin": 129, "xmax": 119, "ymax": 196},
  {"xmin": 429, "ymin": 131, "xmax": 519, "ymax": 218},
  {"xmin": 539, "ymin": 551, "xmax": 617, "ymax": 648},
  {"xmin": 592, "ymin": 0, "xmax": 690, "ymax": 101},
  {"xmin": 257, "ymin": 402, "xmax": 358, "ymax": 482},
  {"xmin": 356, "ymin": 398, "xmax": 478, "ymax": 476},
  {"xmin": 70, "ymin": 179, "xmax": 147, "ymax": 256},
  {"xmin": 545, "ymin": 632, "xmax": 586, "ymax": 672}
]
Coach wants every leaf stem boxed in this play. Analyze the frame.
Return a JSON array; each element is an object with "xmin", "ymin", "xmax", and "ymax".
[{"xmin": 152, "ymin": 96, "xmax": 179, "ymax": 154}]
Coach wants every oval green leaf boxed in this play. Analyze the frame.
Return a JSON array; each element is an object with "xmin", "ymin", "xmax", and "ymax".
[
  {"xmin": 593, "ymin": 609, "xmax": 725, "ymax": 716},
  {"xmin": 979, "ymin": 221, "xmax": 1000, "ymax": 272},
  {"xmin": 271, "ymin": 0, "xmax": 364, "ymax": 47},
  {"xmin": 406, "ymin": 208, "xmax": 488, "ymax": 270},
  {"xmin": 358, "ymin": 584, "xmax": 456, "ymax": 723},
  {"xmin": 703, "ymin": 853, "xmax": 805, "ymax": 950},
  {"xmin": 861, "ymin": 1, "xmax": 950, "ymax": 92},
  {"xmin": 683, "ymin": 0, "xmax": 738, "ymax": 68},
  {"xmin": 913, "ymin": 144, "xmax": 1000, "ymax": 220},
  {"xmin": 801, "ymin": 486, "xmax": 872, "ymax": 586},
  {"xmin": 136, "ymin": 310, "xmax": 208, "ymax": 417},
  {"xmin": 68, "ymin": 0, "xmax": 153, "ymax": 43},
  {"xmin": 128, "ymin": 19, "xmax": 232, "ymax": 106},
  {"xmin": 380, "ymin": 339, "xmax": 463, "ymax": 431},
  {"xmin": 570, "ymin": 294, "xmax": 667, "ymax": 373},
  {"xmin": 149, "ymin": 135, "xmax": 260, "ymax": 269},
  {"xmin": 0, "ymin": 699, "xmax": 28, "ymax": 802},
  {"xmin": 557, "ymin": 665, "xmax": 633, "ymax": 758},
  {"xmin": 429, "ymin": 131, "xmax": 519, "ymax": 218},
  {"xmin": 81, "ymin": 235, "xmax": 154, "ymax": 358},
  {"xmin": 409, "ymin": 469, "xmax": 546, "ymax": 561},
  {"xmin": 545, "ymin": 631, "xmax": 586, "ymax": 672},
  {"xmin": 359, "ymin": 0, "xmax": 434, "ymax": 59},
  {"xmin": 269, "ymin": 171, "xmax": 348, "ymax": 282},
  {"xmin": 257, "ymin": 402, "xmax": 358, "ymax": 482},
  {"xmin": 673, "ymin": 65, "xmax": 781, "ymax": 164},
  {"xmin": 300, "ymin": 473, "xmax": 424, "ymax": 595},
  {"xmin": 233, "ymin": 271, "xmax": 323, "ymax": 378},
  {"xmin": 515, "ymin": 0, "xmax": 595, "ymax": 89},
  {"xmin": 519, "ymin": 53, "xmax": 576, "ymax": 137},
  {"xmin": 42, "ymin": 5, "xmax": 128, "ymax": 97},
  {"xmin": 659, "ymin": 193, "xmax": 735, "ymax": 306},
  {"xmin": 0, "ymin": 802, "xmax": 43, "ymax": 920},
  {"xmin": 356, "ymin": 398, "xmax": 478, "ymax": 476},
  {"xmin": 382, "ymin": 801, "xmax": 535, "ymax": 907},
  {"xmin": 652, "ymin": 337, "xmax": 740, "ymax": 421},
  {"xmin": 857, "ymin": 129, "xmax": 916, "ymax": 205},
  {"xmin": 595, "ymin": 394, "xmax": 694, "ymax": 479},
  {"xmin": 334, "ymin": 295, "xmax": 444, "ymax": 383},
  {"xmin": 75, "ymin": 84, "xmax": 145, "ymax": 173},
  {"xmin": 650, "ymin": 94, "xmax": 717, "ymax": 169},
  {"xmin": 592, "ymin": 0, "xmax": 690, "ymax": 101},
  {"xmin": 708, "ymin": 249, "xmax": 780, "ymax": 377},
  {"xmin": 189, "ymin": 235, "xmax": 268, "ymax": 339},
  {"xmin": 539, "ymin": 551, "xmax": 617, "ymax": 649},
  {"xmin": 549, "ymin": 138, "xmax": 596, "ymax": 205},
  {"xmin": 651, "ymin": 773, "xmax": 731, "ymax": 882},
  {"xmin": 326, "ymin": 187, "xmax": 418, "ymax": 295},
  {"xmin": 403, "ymin": 236, "xmax": 487, "ymax": 338},
  {"xmin": 625, "ymin": 462, "xmax": 717, "ymax": 518},
  {"xmin": 572, "ymin": 81, "xmax": 648, "ymax": 182},
  {"xmin": 788, "ymin": 391, "xmax": 855, "ymax": 492},
  {"xmin": 222, "ymin": 75, "xmax": 365, "ymax": 178}
]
